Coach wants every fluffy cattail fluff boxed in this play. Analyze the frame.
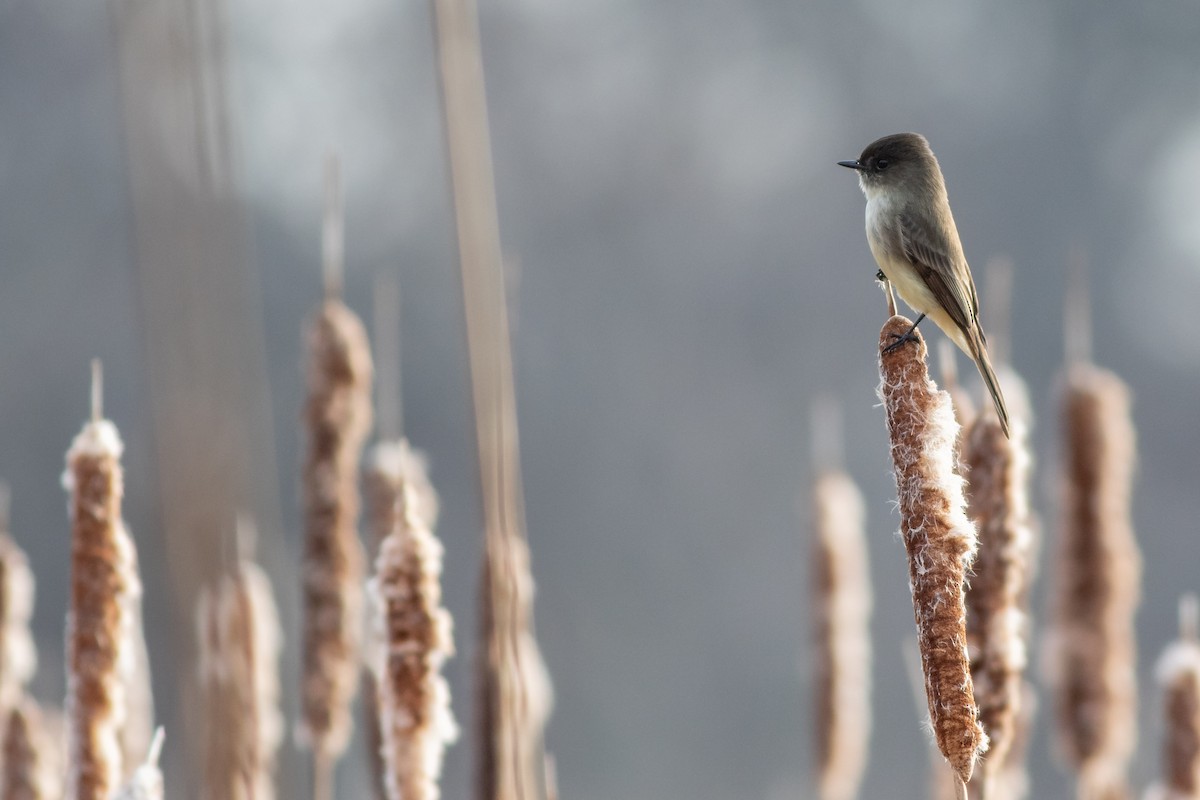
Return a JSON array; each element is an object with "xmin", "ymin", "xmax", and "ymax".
[
  {"xmin": 1144, "ymin": 597, "xmax": 1200, "ymax": 800},
  {"xmin": 877, "ymin": 316, "xmax": 987, "ymax": 788},
  {"xmin": 1049, "ymin": 363, "xmax": 1141, "ymax": 799},
  {"xmin": 63, "ymin": 370, "xmax": 140, "ymax": 800},
  {"xmin": 113, "ymin": 729, "xmax": 164, "ymax": 800},
  {"xmin": 0, "ymin": 500, "xmax": 36, "ymax": 712},
  {"xmin": 367, "ymin": 438, "xmax": 457, "ymax": 800},
  {"xmin": 963, "ymin": 378, "xmax": 1034, "ymax": 796},
  {"xmin": 2, "ymin": 696, "xmax": 63, "ymax": 800},
  {"xmin": 120, "ymin": 545, "xmax": 155, "ymax": 782},
  {"xmin": 811, "ymin": 471, "xmax": 871, "ymax": 800},
  {"xmin": 197, "ymin": 553, "xmax": 283, "ymax": 800},
  {"xmin": 299, "ymin": 295, "xmax": 374, "ymax": 775}
]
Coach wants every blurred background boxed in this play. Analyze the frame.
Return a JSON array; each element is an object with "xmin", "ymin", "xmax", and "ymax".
[{"xmin": 2, "ymin": 0, "xmax": 1199, "ymax": 797}]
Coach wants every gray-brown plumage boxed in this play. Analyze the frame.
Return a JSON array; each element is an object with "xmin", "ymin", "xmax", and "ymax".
[{"xmin": 840, "ymin": 132, "xmax": 1010, "ymax": 438}]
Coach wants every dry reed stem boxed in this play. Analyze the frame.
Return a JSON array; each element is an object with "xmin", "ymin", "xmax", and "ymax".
[
  {"xmin": 2, "ymin": 697, "xmax": 62, "ymax": 800},
  {"xmin": 811, "ymin": 471, "xmax": 871, "ymax": 800},
  {"xmin": 367, "ymin": 439, "xmax": 457, "ymax": 800},
  {"xmin": 299, "ymin": 297, "xmax": 374, "ymax": 770},
  {"xmin": 877, "ymin": 315, "xmax": 987, "ymax": 786},
  {"xmin": 64, "ymin": 388, "xmax": 139, "ymax": 800},
  {"xmin": 113, "ymin": 729, "xmax": 164, "ymax": 800},
  {"xmin": 0, "ymin": 501, "xmax": 36, "ymax": 712},
  {"xmin": 430, "ymin": 0, "xmax": 553, "ymax": 795},
  {"xmin": 1144, "ymin": 597, "xmax": 1200, "ymax": 800},
  {"xmin": 963, "ymin": 408, "xmax": 1034, "ymax": 795},
  {"xmin": 197, "ymin": 553, "xmax": 283, "ymax": 800},
  {"xmin": 1049, "ymin": 362, "xmax": 1140, "ymax": 800}
]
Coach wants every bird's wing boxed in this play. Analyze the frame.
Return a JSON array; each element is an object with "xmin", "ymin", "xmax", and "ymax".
[{"xmin": 897, "ymin": 211, "xmax": 980, "ymax": 336}]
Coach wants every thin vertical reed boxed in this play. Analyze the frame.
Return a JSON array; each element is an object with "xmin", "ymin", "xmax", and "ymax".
[
  {"xmin": 877, "ymin": 316, "xmax": 986, "ymax": 789},
  {"xmin": 429, "ymin": 0, "xmax": 552, "ymax": 797},
  {"xmin": 811, "ymin": 470, "xmax": 871, "ymax": 800},
  {"xmin": 1050, "ymin": 361, "xmax": 1140, "ymax": 800},
  {"xmin": 64, "ymin": 362, "xmax": 139, "ymax": 800}
]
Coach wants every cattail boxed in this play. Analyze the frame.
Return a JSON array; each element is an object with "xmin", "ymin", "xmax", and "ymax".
[
  {"xmin": 367, "ymin": 438, "xmax": 457, "ymax": 800},
  {"xmin": 811, "ymin": 469, "xmax": 871, "ymax": 800},
  {"xmin": 0, "ymin": 489, "xmax": 36, "ymax": 712},
  {"xmin": 63, "ymin": 361, "xmax": 140, "ymax": 800},
  {"xmin": 2, "ymin": 697, "xmax": 63, "ymax": 800},
  {"xmin": 113, "ymin": 729, "xmax": 164, "ymax": 800},
  {"xmin": 197, "ymin": 538, "xmax": 283, "ymax": 800},
  {"xmin": 963, "ymin": 374, "xmax": 1034, "ymax": 796},
  {"xmin": 939, "ymin": 340, "xmax": 977, "ymax": 437},
  {"xmin": 1049, "ymin": 361, "xmax": 1140, "ymax": 800},
  {"xmin": 1144, "ymin": 596, "xmax": 1200, "ymax": 800},
  {"xmin": 300, "ymin": 155, "xmax": 374, "ymax": 798},
  {"xmin": 877, "ymin": 316, "xmax": 986, "ymax": 789}
]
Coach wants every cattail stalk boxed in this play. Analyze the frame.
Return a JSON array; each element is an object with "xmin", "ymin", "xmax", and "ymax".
[
  {"xmin": 1050, "ymin": 362, "xmax": 1140, "ymax": 800},
  {"xmin": 811, "ymin": 470, "xmax": 871, "ymax": 800},
  {"xmin": 963, "ymin": 396, "xmax": 1034, "ymax": 797},
  {"xmin": 1144, "ymin": 596, "xmax": 1200, "ymax": 800},
  {"xmin": 64, "ymin": 361, "xmax": 139, "ymax": 800},
  {"xmin": 367, "ymin": 439, "xmax": 457, "ymax": 800},
  {"xmin": 2, "ymin": 697, "xmax": 62, "ymax": 800},
  {"xmin": 430, "ymin": 0, "xmax": 553, "ymax": 796},
  {"xmin": 877, "ymin": 316, "xmax": 987, "ymax": 790},
  {"xmin": 300, "ymin": 158, "xmax": 374, "ymax": 799},
  {"xmin": 197, "ymin": 543, "xmax": 283, "ymax": 800}
]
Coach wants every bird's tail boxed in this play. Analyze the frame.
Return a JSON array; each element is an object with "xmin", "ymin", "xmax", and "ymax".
[{"xmin": 967, "ymin": 327, "xmax": 1011, "ymax": 438}]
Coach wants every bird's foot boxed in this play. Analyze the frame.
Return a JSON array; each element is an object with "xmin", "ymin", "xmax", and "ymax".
[{"xmin": 883, "ymin": 313, "xmax": 926, "ymax": 353}]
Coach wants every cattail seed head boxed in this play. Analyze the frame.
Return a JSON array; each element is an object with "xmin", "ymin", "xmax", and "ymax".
[
  {"xmin": 877, "ymin": 316, "xmax": 987, "ymax": 786},
  {"xmin": 2, "ymin": 696, "xmax": 63, "ymax": 800},
  {"xmin": 300, "ymin": 299, "xmax": 374, "ymax": 762},
  {"xmin": 811, "ymin": 470, "xmax": 871, "ymax": 800},
  {"xmin": 1144, "ymin": 597, "xmax": 1200, "ymax": 800}
]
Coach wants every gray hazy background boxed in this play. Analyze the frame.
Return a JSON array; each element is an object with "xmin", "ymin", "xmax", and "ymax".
[{"xmin": 2, "ymin": 0, "xmax": 1200, "ymax": 798}]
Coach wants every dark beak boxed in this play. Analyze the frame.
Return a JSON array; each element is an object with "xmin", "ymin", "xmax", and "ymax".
[{"xmin": 837, "ymin": 160, "xmax": 864, "ymax": 170}]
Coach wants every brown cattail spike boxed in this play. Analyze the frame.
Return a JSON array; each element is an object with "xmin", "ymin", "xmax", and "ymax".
[
  {"xmin": 877, "ymin": 316, "xmax": 987, "ymax": 786},
  {"xmin": 963, "ymin": 404, "xmax": 1034, "ymax": 796},
  {"xmin": 0, "ymin": 493, "xmax": 36, "ymax": 713},
  {"xmin": 197, "ymin": 538, "xmax": 283, "ymax": 800},
  {"xmin": 64, "ymin": 382, "xmax": 139, "ymax": 800},
  {"xmin": 299, "ymin": 290, "xmax": 374, "ymax": 790},
  {"xmin": 368, "ymin": 439, "xmax": 457, "ymax": 800},
  {"xmin": 2, "ymin": 696, "xmax": 63, "ymax": 800},
  {"xmin": 1145, "ymin": 595, "xmax": 1200, "ymax": 800},
  {"xmin": 1050, "ymin": 362, "xmax": 1140, "ymax": 799}
]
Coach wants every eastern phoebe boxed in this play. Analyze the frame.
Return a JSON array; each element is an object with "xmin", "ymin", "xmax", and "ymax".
[{"xmin": 839, "ymin": 132, "xmax": 1010, "ymax": 437}]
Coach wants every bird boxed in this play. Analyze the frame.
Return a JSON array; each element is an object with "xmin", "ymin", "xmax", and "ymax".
[{"xmin": 838, "ymin": 132, "xmax": 1010, "ymax": 437}]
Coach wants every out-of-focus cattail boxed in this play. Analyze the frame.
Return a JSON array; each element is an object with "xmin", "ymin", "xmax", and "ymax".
[
  {"xmin": 367, "ymin": 438, "xmax": 457, "ymax": 800},
  {"xmin": 63, "ymin": 361, "xmax": 140, "ymax": 800},
  {"xmin": 939, "ymin": 340, "xmax": 977, "ymax": 438},
  {"xmin": 2, "ymin": 696, "xmax": 63, "ymax": 800},
  {"xmin": 1144, "ymin": 596, "xmax": 1200, "ymax": 800},
  {"xmin": 810, "ymin": 455, "xmax": 871, "ymax": 800},
  {"xmin": 1049, "ymin": 361, "xmax": 1140, "ymax": 800},
  {"xmin": 113, "ymin": 729, "xmax": 164, "ymax": 800},
  {"xmin": 0, "ymin": 488, "xmax": 36, "ymax": 713},
  {"xmin": 877, "ymin": 316, "xmax": 987, "ymax": 790},
  {"xmin": 963, "ymin": 375, "xmax": 1034, "ymax": 797},
  {"xmin": 992, "ymin": 681, "xmax": 1038, "ymax": 800},
  {"xmin": 300, "ymin": 155, "xmax": 374, "ymax": 799},
  {"xmin": 197, "ymin": 529, "xmax": 283, "ymax": 800}
]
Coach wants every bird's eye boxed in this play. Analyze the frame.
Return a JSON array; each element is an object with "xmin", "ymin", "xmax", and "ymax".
[{"xmin": 876, "ymin": 159, "xmax": 890, "ymax": 170}]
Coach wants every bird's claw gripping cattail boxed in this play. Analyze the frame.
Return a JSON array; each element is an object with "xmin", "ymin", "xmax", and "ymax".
[{"xmin": 877, "ymin": 315, "xmax": 988, "ymax": 788}]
